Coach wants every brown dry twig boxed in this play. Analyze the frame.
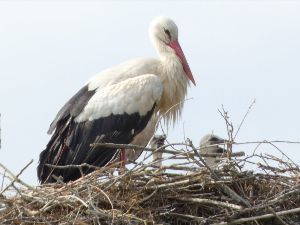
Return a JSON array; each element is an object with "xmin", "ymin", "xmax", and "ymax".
[{"xmin": 0, "ymin": 138, "xmax": 299, "ymax": 224}]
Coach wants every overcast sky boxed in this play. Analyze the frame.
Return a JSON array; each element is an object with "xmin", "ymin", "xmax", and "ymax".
[{"xmin": 1, "ymin": 0, "xmax": 300, "ymax": 184}]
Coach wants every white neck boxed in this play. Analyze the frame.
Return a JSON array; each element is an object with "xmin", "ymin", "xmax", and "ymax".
[{"xmin": 152, "ymin": 38, "xmax": 189, "ymax": 125}]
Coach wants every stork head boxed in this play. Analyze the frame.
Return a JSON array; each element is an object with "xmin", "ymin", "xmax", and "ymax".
[
  {"xmin": 149, "ymin": 134, "xmax": 167, "ymax": 149},
  {"xmin": 150, "ymin": 16, "xmax": 178, "ymax": 44},
  {"xmin": 200, "ymin": 134, "xmax": 226, "ymax": 147},
  {"xmin": 199, "ymin": 134, "xmax": 228, "ymax": 169},
  {"xmin": 149, "ymin": 16, "xmax": 196, "ymax": 86}
]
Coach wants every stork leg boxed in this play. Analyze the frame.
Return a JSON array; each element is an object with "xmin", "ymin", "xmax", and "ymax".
[{"xmin": 119, "ymin": 148, "xmax": 126, "ymax": 170}]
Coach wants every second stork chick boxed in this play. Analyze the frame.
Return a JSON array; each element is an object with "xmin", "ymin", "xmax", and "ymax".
[
  {"xmin": 199, "ymin": 134, "xmax": 227, "ymax": 169},
  {"xmin": 150, "ymin": 134, "xmax": 167, "ymax": 168}
]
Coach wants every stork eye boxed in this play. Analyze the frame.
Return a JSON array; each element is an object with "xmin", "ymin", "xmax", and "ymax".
[
  {"xmin": 164, "ymin": 28, "xmax": 171, "ymax": 40},
  {"xmin": 210, "ymin": 137, "xmax": 219, "ymax": 142}
]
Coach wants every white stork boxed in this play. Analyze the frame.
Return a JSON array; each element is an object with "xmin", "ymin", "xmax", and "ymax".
[
  {"xmin": 199, "ymin": 134, "xmax": 226, "ymax": 169},
  {"xmin": 150, "ymin": 134, "xmax": 167, "ymax": 167},
  {"xmin": 37, "ymin": 16, "xmax": 196, "ymax": 183}
]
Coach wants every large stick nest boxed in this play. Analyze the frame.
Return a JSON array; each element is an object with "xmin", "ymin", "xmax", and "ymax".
[{"xmin": 0, "ymin": 140, "xmax": 300, "ymax": 225}]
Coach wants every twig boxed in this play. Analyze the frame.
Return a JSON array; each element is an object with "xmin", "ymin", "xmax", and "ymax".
[
  {"xmin": 268, "ymin": 184, "xmax": 300, "ymax": 204},
  {"xmin": 173, "ymin": 197, "xmax": 242, "ymax": 210},
  {"xmin": 0, "ymin": 159, "xmax": 33, "ymax": 195},
  {"xmin": 212, "ymin": 207, "xmax": 300, "ymax": 225},
  {"xmin": 233, "ymin": 140, "xmax": 300, "ymax": 145},
  {"xmin": 0, "ymin": 161, "xmax": 34, "ymax": 191},
  {"xmin": 234, "ymin": 99, "xmax": 256, "ymax": 140},
  {"xmin": 45, "ymin": 163, "xmax": 101, "ymax": 171},
  {"xmin": 169, "ymin": 212, "xmax": 204, "ymax": 222},
  {"xmin": 218, "ymin": 106, "xmax": 234, "ymax": 151},
  {"xmin": 186, "ymin": 139, "xmax": 251, "ymax": 207},
  {"xmin": 268, "ymin": 206, "xmax": 289, "ymax": 225},
  {"xmin": 0, "ymin": 138, "xmax": 299, "ymax": 224},
  {"xmin": 91, "ymin": 142, "xmax": 244, "ymax": 157}
]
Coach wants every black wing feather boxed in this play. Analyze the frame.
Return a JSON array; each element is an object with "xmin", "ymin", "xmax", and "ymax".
[
  {"xmin": 48, "ymin": 85, "xmax": 95, "ymax": 134},
  {"xmin": 38, "ymin": 93, "xmax": 156, "ymax": 183}
]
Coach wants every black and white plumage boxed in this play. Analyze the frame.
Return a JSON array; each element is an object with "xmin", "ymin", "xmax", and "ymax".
[
  {"xmin": 150, "ymin": 134, "xmax": 167, "ymax": 167},
  {"xmin": 199, "ymin": 134, "xmax": 227, "ymax": 169},
  {"xmin": 37, "ymin": 16, "xmax": 196, "ymax": 183}
]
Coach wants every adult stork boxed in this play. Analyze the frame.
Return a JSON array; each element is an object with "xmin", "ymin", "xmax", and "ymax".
[{"xmin": 37, "ymin": 16, "xmax": 196, "ymax": 183}]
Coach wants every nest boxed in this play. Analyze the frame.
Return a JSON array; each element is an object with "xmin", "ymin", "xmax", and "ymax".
[{"xmin": 0, "ymin": 140, "xmax": 300, "ymax": 225}]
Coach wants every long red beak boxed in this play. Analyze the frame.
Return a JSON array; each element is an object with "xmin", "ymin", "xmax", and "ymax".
[{"xmin": 168, "ymin": 40, "xmax": 196, "ymax": 86}]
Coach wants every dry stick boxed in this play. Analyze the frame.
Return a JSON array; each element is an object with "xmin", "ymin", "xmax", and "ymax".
[
  {"xmin": 92, "ymin": 142, "xmax": 187, "ymax": 173},
  {"xmin": 37, "ymin": 174, "xmax": 107, "ymax": 214},
  {"xmin": 232, "ymin": 187, "xmax": 298, "ymax": 220},
  {"xmin": 0, "ymin": 113, "xmax": 1, "ymax": 150},
  {"xmin": 0, "ymin": 159, "xmax": 34, "ymax": 195},
  {"xmin": 45, "ymin": 162, "xmax": 101, "ymax": 171},
  {"xmin": 268, "ymin": 207, "xmax": 289, "ymax": 225},
  {"xmin": 258, "ymin": 163, "xmax": 300, "ymax": 174},
  {"xmin": 218, "ymin": 106, "xmax": 260, "ymax": 204},
  {"xmin": 145, "ymin": 178, "xmax": 192, "ymax": 190},
  {"xmin": 91, "ymin": 142, "xmax": 183, "ymax": 154},
  {"xmin": 127, "ymin": 145, "xmax": 186, "ymax": 175},
  {"xmin": 89, "ymin": 194, "xmax": 115, "ymax": 224},
  {"xmin": 72, "ymin": 207, "xmax": 82, "ymax": 225},
  {"xmin": 212, "ymin": 207, "xmax": 300, "ymax": 225},
  {"xmin": 91, "ymin": 142, "xmax": 244, "ymax": 158},
  {"xmin": 186, "ymin": 139, "xmax": 251, "ymax": 208},
  {"xmin": 268, "ymin": 184, "xmax": 300, "ymax": 204},
  {"xmin": 1, "ymin": 170, "xmax": 6, "ymax": 191},
  {"xmin": 90, "ymin": 184, "xmax": 114, "ymax": 220},
  {"xmin": 234, "ymin": 140, "xmax": 300, "ymax": 145},
  {"xmin": 89, "ymin": 205, "xmax": 142, "ymax": 224},
  {"xmin": 123, "ymin": 142, "xmax": 242, "ymax": 177},
  {"xmin": 268, "ymin": 142, "xmax": 299, "ymax": 169},
  {"xmin": 22, "ymin": 192, "xmax": 88, "ymax": 213},
  {"xmin": 0, "ymin": 161, "xmax": 34, "ymax": 191},
  {"xmin": 233, "ymin": 99, "xmax": 256, "ymax": 140},
  {"xmin": 95, "ymin": 143, "xmax": 192, "ymax": 182},
  {"xmin": 150, "ymin": 164, "xmax": 197, "ymax": 172},
  {"xmin": 263, "ymin": 154, "xmax": 293, "ymax": 167},
  {"xmin": 169, "ymin": 213, "xmax": 205, "ymax": 222},
  {"xmin": 132, "ymin": 147, "xmax": 207, "ymax": 176},
  {"xmin": 172, "ymin": 197, "xmax": 242, "ymax": 210},
  {"xmin": 218, "ymin": 106, "xmax": 234, "ymax": 152},
  {"xmin": 59, "ymin": 195, "xmax": 88, "ymax": 208},
  {"xmin": 137, "ymin": 188, "xmax": 158, "ymax": 204}
]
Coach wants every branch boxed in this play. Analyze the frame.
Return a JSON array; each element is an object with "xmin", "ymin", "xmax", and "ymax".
[
  {"xmin": 173, "ymin": 197, "xmax": 242, "ymax": 210},
  {"xmin": 186, "ymin": 139, "xmax": 251, "ymax": 208},
  {"xmin": 0, "ymin": 161, "xmax": 34, "ymax": 191},
  {"xmin": 90, "ymin": 142, "xmax": 244, "ymax": 157},
  {"xmin": 212, "ymin": 207, "xmax": 300, "ymax": 225}
]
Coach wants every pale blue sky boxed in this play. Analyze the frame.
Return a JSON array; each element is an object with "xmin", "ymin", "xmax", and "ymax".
[{"xmin": 0, "ymin": 1, "xmax": 300, "ymax": 184}]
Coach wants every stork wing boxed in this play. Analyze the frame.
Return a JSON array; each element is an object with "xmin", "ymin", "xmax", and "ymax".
[
  {"xmin": 47, "ymin": 85, "xmax": 95, "ymax": 134},
  {"xmin": 48, "ymin": 58, "xmax": 160, "ymax": 134},
  {"xmin": 38, "ymin": 74, "xmax": 163, "ymax": 183}
]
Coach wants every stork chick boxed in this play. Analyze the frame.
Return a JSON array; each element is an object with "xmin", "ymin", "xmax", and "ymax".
[
  {"xmin": 199, "ymin": 134, "xmax": 227, "ymax": 169},
  {"xmin": 150, "ymin": 134, "xmax": 167, "ymax": 167}
]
